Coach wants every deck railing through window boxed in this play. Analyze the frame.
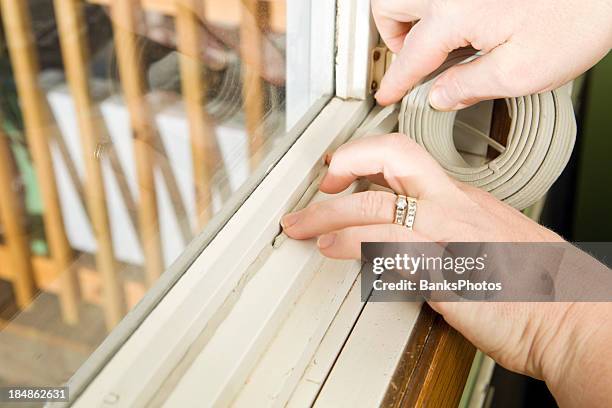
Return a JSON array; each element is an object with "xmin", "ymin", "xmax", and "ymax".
[{"xmin": 0, "ymin": 0, "xmax": 283, "ymax": 332}]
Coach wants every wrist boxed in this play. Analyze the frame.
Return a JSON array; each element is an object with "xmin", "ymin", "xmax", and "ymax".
[{"xmin": 541, "ymin": 303, "xmax": 612, "ymax": 406}]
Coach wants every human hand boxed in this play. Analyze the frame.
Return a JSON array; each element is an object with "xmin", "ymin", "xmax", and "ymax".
[
  {"xmin": 372, "ymin": 0, "xmax": 612, "ymax": 110},
  {"xmin": 281, "ymin": 134, "xmax": 612, "ymax": 406},
  {"xmin": 282, "ymin": 133, "xmax": 561, "ymax": 255}
]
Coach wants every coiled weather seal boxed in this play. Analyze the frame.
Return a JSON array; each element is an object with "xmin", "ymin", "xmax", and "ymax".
[{"xmin": 398, "ymin": 49, "xmax": 577, "ymax": 209}]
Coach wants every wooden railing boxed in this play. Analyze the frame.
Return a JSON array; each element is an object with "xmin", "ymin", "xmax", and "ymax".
[{"xmin": 0, "ymin": 0, "xmax": 283, "ymax": 330}]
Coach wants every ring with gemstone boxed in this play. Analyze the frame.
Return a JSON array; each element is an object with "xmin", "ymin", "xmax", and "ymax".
[
  {"xmin": 394, "ymin": 195, "xmax": 408, "ymax": 225},
  {"xmin": 404, "ymin": 197, "xmax": 417, "ymax": 231}
]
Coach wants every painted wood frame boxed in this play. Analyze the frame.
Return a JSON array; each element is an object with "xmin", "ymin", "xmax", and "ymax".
[
  {"xmin": 62, "ymin": 0, "xmax": 412, "ymax": 405},
  {"xmin": 71, "ymin": 97, "xmax": 373, "ymax": 407},
  {"xmin": 158, "ymin": 106, "xmax": 399, "ymax": 407},
  {"xmin": 335, "ymin": 0, "xmax": 378, "ymax": 100},
  {"xmin": 59, "ymin": 1, "xmax": 479, "ymax": 406},
  {"xmin": 286, "ymin": 0, "xmax": 336, "ymax": 129}
]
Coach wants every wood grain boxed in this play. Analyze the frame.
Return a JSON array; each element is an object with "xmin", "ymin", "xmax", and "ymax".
[
  {"xmin": 0, "ymin": 0, "xmax": 81, "ymax": 324},
  {"xmin": 382, "ymin": 304, "xmax": 476, "ymax": 408}
]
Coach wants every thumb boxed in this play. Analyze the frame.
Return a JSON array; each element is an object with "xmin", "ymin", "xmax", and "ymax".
[{"xmin": 429, "ymin": 44, "xmax": 520, "ymax": 111}]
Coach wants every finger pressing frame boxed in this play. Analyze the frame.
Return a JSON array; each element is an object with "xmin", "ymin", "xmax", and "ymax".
[
  {"xmin": 320, "ymin": 134, "xmax": 454, "ymax": 199},
  {"xmin": 283, "ymin": 190, "xmax": 397, "ymax": 240},
  {"xmin": 316, "ymin": 224, "xmax": 431, "ymax": 260}
]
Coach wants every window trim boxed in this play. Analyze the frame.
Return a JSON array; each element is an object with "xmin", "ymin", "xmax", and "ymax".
[
  {"xmin": 60, "ymin": 96, "xmax": 330, "ymax": 406},
  {"xmin": 71, "ymin": 97, "xmax": 373, "ymax": 406},
  {"xmin": 61, "ymin": 1, "xmax": 380, "ymax": 405},
  {"xmin": 335, "ymin": 0, "xmax": 378, "ymax": 99},
  {"xmin": 154, "ymin": 105, "xmax": 402, "ymax": 407},
  {"xmin": 286, "ymin": 0, "xmax": 336, "ymax": 128}
]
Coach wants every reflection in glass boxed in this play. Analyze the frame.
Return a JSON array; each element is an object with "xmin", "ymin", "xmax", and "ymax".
[{"xmin": 0, "ymin": 0, "xmax": 326, "ymax": 390}]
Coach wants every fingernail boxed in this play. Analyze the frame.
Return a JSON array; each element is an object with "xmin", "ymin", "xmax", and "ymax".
[
  {"xmin": 317, "ymin": 233, "xmax": 336, "ymax": 249},
  {"xmin": 281, "ymin": 212, "xmax": 299, "ymax": 229},
  {"xmin": 429, "ymin": 86, "xmax": 454, "ymax": 111}
]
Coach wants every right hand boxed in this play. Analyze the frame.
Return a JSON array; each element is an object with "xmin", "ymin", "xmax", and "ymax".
[{"xmin": 372, "ymin": 0, "xmax": 612, "ymax": 110}]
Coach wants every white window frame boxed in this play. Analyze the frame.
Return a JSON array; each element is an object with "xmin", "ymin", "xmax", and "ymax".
[
  {"xmin": 71, "ymin": 96, "xmax": 372, "ymax": 406},
  {"xmin": 335, "ymin": 0, "xmax": 378, "ymax": 99},
  {"xmin": 62, "ymin": 1, "xmax": 402, "ymax": 406},
  {"xmin": 286, "ymin": 0, "xmax": 337, "ymax": 128}
]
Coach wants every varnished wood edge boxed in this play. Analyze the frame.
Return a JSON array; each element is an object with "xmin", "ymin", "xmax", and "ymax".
[{"xmin": 382, "ymin": 304, "xmax": 476, "ymax": 408}]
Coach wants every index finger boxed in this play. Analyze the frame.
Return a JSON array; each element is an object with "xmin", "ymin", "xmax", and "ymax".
[
  {"xmin": 320, "ymin": 133, "xmax": 456, "ymax": 199},
  {"xmin": 375, "ymin": 18, "xmax": 453, "ymax": 105},
  {"xmin": 371, "ymin": 0, "xmax": 426, "ymax": 51}
]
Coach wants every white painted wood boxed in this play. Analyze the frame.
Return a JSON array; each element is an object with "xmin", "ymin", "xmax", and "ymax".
[
  {"xmin": 336, "ymin": 0, "xmax": 378, "ymax": 100},
  {"xmin": 230, "ymin": 258, "xmax": 361, "ymax": 408},
  {"xmin": 157, "ymin": 105, "xmax": 399, "ymax": 408},
  {"xmin": 468, "ymin": 355, "xmax": 496, "ymax": 408},
  {"xmin": 73, "ymin": 98, "xmax": 372, "ymax": 408},
  {"xmin": 161, "ymin": 239, "xmax": 325, "ymax": 407},
  {"xmin": 286, "ymin": 277, "xmax": 365, "ymax": 408},
  {"xmin": 286, "ymin": 0, "xmax": 312, "ymax": 129},
  {"xmin": 160, "ymin": 185, "xmax": 363, "ymax": 407},
  {"xmin": 314, "ymin": 301, "xmax": 423, "ymax": 408},
  {"xmin": 219, "ymin": 106, "xmax": 397, "ymax": 408},
  {"xmin": 309, "ymin": 0, "xmax": 337, "ymax": 102},
  {"xmin": 286, "ymin": 0, "xmax": 336, "ymax": 129}
]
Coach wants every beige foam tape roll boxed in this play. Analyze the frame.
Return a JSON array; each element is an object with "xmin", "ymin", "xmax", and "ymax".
[{"xmin": 398, "ymin": 49, "xmax": 577, "ymax": 210}]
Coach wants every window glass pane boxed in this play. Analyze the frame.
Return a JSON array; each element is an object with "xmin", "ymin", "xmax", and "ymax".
[{"xmin": 0, "ymin": 0, "xmax": 332, "ymax": 389}]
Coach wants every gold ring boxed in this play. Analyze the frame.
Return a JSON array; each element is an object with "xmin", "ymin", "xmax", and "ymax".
[
  {"xmin": 404, "ymin": 197, "xmax": 417, "ymax": 231},
  {"xmin": 394, "ymin": 195, "xmax": 408, "ymax": 225}
]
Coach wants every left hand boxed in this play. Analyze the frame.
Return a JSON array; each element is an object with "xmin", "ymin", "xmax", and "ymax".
[
  {"xmin": 280, "ymin": 134, "xmax": 612, "ymax": 408},
  {"xmin": 281, "ymin": 133, "xmax": 561, "ymax": 260}
]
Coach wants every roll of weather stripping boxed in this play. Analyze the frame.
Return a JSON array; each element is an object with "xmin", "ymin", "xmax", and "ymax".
[{"xmin": 398, "ymin": 49, "xmax": 577, "ymax": 210}]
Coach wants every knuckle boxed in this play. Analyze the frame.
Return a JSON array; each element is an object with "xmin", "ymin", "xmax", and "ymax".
[
  {"xmin": 489, "ymin": 53, "xmax": 539, "ymax": 97},
  {"xmin": 444, "ymin": 69, "xmax": 473, "ymax": 103},
  {"xmin": 385, "ymin": 133, "xmax": 424, "ymax": 161},
  {"xmin": 383, "ymin": 132, "xmax": 414, "ymax": 151},
  {"xmin": 357, "ymin": 191, "xmax": 387, "ymax": 218},
  {"xmin": 492, "ymin": 62, "xmax": 520, "ymax": 95}
]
